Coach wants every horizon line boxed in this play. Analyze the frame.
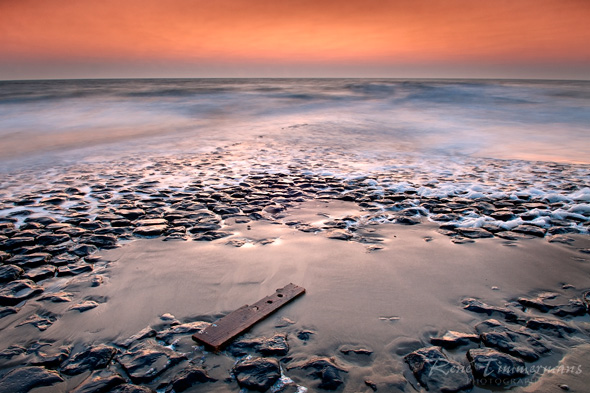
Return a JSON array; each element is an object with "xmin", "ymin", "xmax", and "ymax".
[{"xmin": 2, "ymin": 76, "xmax": 589, "ymax": 83}]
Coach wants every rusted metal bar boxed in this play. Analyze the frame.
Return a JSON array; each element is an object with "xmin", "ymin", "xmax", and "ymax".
[{"xmin": 193, "ymin": 283, "xmax": 305, "ymax": 350}]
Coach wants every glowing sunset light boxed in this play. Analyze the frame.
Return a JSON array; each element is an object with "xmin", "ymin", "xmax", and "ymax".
[{"xmin": 1, "ymin": 0, "xmax": 588, "ymax": 79}]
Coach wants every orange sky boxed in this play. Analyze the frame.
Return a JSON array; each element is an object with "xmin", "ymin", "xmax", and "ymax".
[{"xmin": 1, "ymin": 0, "xmax": 589, "ymax": 79}]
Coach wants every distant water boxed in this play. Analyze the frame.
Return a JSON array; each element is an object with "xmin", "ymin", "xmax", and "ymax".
[{"xmin": 1, "ymin": 78, "xmax": 589, "ymax": 166}]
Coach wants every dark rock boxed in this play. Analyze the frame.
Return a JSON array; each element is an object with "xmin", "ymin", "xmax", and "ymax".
[
  {"xmin": 156, "ymin": 321, "xmax": 210, "ymax": 344},
  {"xmin": 45, "ymin": 242, "xmax": 73, "ymax": 255},
  {"xmin": 51, "ymin": 254, "xmax": 79, "ymax": 266},
  {"xmin": 29, "ymin": 344, "xmax": 71, "ymax": 367},
  {"xmin": 40, "ymin": 196, "xmax": 66, "ymax": 205},
  {"xmin": 512, "ymin": 225, "xmax": 547, "ymax": 237},
  {"xmin": 233, "ymin": 357, "xmax": 281, "ymax": 392},
  {"xmin": 583, "ymin": 290, "xmax": 590, "ymax": 313},
  {"xmin": 260, "ymin": 333, "xmax": 289, "ymax": 356},
  {"xmin": 85, "ymin": 234, "xmax": 118, "ymax": 248},
  {"xmin": 0, "ymin": 345, "xmax": 26, "ymax": 360},
  {"xmin": 297, "ymin": 330, "xmax": 314, "ymax": 341},
  {"xmin": 0, "ymin": 279, "xmax": 44, "ymax": 306},
  {"xmin": 111, "ymin": 219, "xmax": 133, "ymax": 227},
  {"xmin": 394, "ymin": 216, "xmax": 421, "ymax": 225},
  {"xmin": 24, "ymin": 216, "xmax": 58, "ymax": 226},
  {"xmin": 456, "ymin": 227, "xmax": 494, "ymax": 239},
  {"xmin": 517, "ymin": 296, "xmax": 553, "ymax": 312},
  {"xmin": 325, "ymin": 229, "xmax": 353, "ymax": 240},
  {"xmin": 495, "ymin": 230, "xmax": 535, "ymax": 241},
  {"xmin": 462, "ymin": 298, "xmax": 518, "ymax": 320},
  {"xmin": 71, "ymin": 370, "xmax": 125, "ymax": 393},
  {"xmin": 0, "ymin": 264, "xmax": 24, "ymax": 283},
  {"xmin": 547, "ymin": 226, "xmax": 581, "ymax": 235},
  {"xmin": 110, "ymin": 384, "xmax": 155, "ymax": 393},
  {"xmin": 193, "ymin": 231, "xmax": 232, "ymax": 241},
  {"xmin": 117, "ymin": 341, "xmax": 186, "ymax": 383},
  {"xmin": 212, "ymin": 205, "xmax": 241, "ymax": 215},
  {"xmin": 550, "ymin": 299, "xmax": 587, "ymax": 317},
  {"xmin": 118, "ymin": 327, "xmax": 157, "ymax": 348},
  {"xmin": 404, "ymin": 346, "xmax": 472, "ymax": 393},
  {"xmin": 0, "ymin": 250, "xmax": 9, "ymax": 262},
  {"xmin": 430, "ymin": 331, "xmax": 480, "ymax": 349},
  {"xmin": 135, "ymin": 218, "xmax": 168, "ymax": 226},
  {"xmin": 8, "ymin": 253, "xmax": 52, "ymax": 268},
  {"xmin": 116, "ymin": 208, "xmax": 145, "ymax": 219},
  {"xmin": 475, "ymin": 319, "xmax": 550, "ymax": 361},
  {"xmin": 467, "ymin": 348, "xmax": 527, "ymax": 380},
  {"xmin": 0, "ymin": 366, "xmax": 64, "ymax": 393},
  {"xmin": 365, "ymin": 380, "xmax": 378, "ymax": 392},
  {"xmin": 164, "ymin": 366, "xmax": 217, "ymax": 392},
  {"xmin": 61, "ymin": 344, "xmax": 117, "ymax": 375},
  {"xmin": 16, "ymin": 312, "xmax": 57, "ymax": 331},
  {"xmin": 78, "ymin": 221, "xmax": 103, "ymax": 230},
  {"xmin": 490, "ymin": 210, "xmax": 515, "ymax": 221},
  {"xmin": 58, "ymin": 262, "xmax": 93, "ymax": 276},
  {"xmin": 68, "ymin": 300, "xmax": 99, "ymax": 312},
  {"xmin": 289, "ymin": 357, "xmax": 348, "ymax": 390},
  {"xmin": 23, "ymin": 265, "xmax": 57, "ymax": 281},
  {"xmin": 229, "ymin": 338, "xmax": 263, "ymax": 356},
  {"xmin": 188, "ymin": 223, "xmax": 221, "ymax": 233},
  {"xmin": 37, "ymin": 291, "xmax": 74, "ymax": 302},
  {"xmin": 526, "ymin": 317, "xmax": 576, "ymax": 337},
  {"xmin": 36, "ymin": 233, "xmax": 70, "ymax": 246},
  {"xmin": 133, "ymin": 225, "xmax": 167, "ymax": 237},
  {"xmin": 70, "ymin": 244, "xmax": 98, "ymax": 257},
  {"xmin": 0, "ymin": 306, "xmax": 19, "ymax": 319},
  {"xmin": 339, "ymin": 345, "xmax": 373, "ymax": 355}
]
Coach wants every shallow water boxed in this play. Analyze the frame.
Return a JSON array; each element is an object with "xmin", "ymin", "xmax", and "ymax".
[{"xmin": 1, "ymin": 78, "xmax": 589, "ymax": 165}]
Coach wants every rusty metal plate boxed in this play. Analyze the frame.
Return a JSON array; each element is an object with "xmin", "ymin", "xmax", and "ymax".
[{"xmin": 192, "ymin": 283, "xmax": 305, "ymax": 350}]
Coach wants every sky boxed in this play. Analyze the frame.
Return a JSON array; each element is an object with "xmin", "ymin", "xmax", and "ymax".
[{"xmin": 1, "ymin": 0, "xmax": 589, "ymax": 80}]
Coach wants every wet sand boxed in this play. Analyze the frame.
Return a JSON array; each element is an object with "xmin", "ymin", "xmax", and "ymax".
[{"xmin": 1, "ymin": 197, "xmax": 589, "ymax": 392}]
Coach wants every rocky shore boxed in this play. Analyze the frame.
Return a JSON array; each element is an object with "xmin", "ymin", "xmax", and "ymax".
[{"xmin": 1, "ymin": 142, "xmax": 590, "ymax": 392}]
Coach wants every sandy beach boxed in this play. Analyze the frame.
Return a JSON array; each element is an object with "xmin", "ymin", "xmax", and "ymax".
[{"xmin": 1, "ymin": 79, "xmax": 590, "ymax": 392}]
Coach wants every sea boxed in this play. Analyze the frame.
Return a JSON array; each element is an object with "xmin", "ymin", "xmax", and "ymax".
[{"xmin": 1, "ymin": 78, "xmax": 589, "ymax": 229}]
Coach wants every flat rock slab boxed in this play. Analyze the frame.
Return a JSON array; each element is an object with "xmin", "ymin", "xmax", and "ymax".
[
  {"xmin": 133, "ymin": 225, "xmax": 167, "ymax": 237},
  {"xmin": 288, "ymin": 356, "xmax": 348, "ymax": 390},
  {"xmin": 233, "ymin": 357, "xmax": 281, "ymax": 392},
  {"xmin": 475, "ymin": 319, "xmax": 550, "ymax": 361},
  {"xmin": 0, "ymin": 279, "xmax": 44, "ymax": 306},
  {"xmin": 193, "ymin": 283, "xmax": 305, "ymax": 350},
  {"xmin": 37, "ymin": 291, "xmax": 74, "ymax": 303},
  {"xmin": 230, "ymin": 333, "xmax": 289, "ymax": 357},
  {"xmin": 0, "ymin": 366, "xmax": 64, "ymax": 393},
  {"xmin": 404, "ymin": 346, "xmax": 472, "ymax": 393},
  {"xmin": 467, "ymin": 348, "xmax": 527, "ymax": 380},
  {"xmin": 156, "ymin": 321, "xmax": 210, "ymax": 344},
  {"xmin": 164, "ymin": 366, "xmax": 217, "ymax": 393},
  {"xmin": 0, "ymin": 264, "xmax": 24, "ymax": 283},
  {"xmin": 61, "ymin": 344, "xmax": 117, "ymax": 375},
  {"xmin": 68, "ymin": 300, "xmax": 99, "ymax": 312},
  {"xmin": 462, "ymin": 298, "xmax": 518, "ymax": 320},
  {"xmin": 16, "ymin": 312, "xmax": 58, "ymax": 331},
  {"xmin": 430, "ymin": 330, "xmax": 480, "ymax": 349},
  {"xmin": 526, "ymin": 317, "xmax": 576, "ymax": 337},
  {"xmin": 71, "ymin": 370, "xmax": 125, "ymax": 393},
  {"xmin": 117, "ymin": 341, "xmax": 186, "ymax": 384}
]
